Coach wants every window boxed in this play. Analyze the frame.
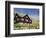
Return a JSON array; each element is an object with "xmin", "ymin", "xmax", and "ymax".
[
  {"xmin": 17, "ymin": 18, "xmax": 19, "ymax": 21},
  {"xmin": 16, "ymin": 16, "xmax": 18, "ymax": 18},
  {"xmin": 25, "ymin": 19, "xmax": 28, "ymax": 22},
  {"xmin": 26, "ymin": 16, "xmax": 28, "ymax": 18},
  {"xmin": 21, "ymin": 18, "xmax": 24, "ymax": 21}
]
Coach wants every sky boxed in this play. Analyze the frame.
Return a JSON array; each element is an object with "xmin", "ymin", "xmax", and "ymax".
[{"xmin": 14, "ymin": 8, "xmax": 39, "ymax": 20}]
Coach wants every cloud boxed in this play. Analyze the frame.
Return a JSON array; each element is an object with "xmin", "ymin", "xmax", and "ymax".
[{"xmin": 28, "ymin": 15, "xmax": 39, "ymax": 20}]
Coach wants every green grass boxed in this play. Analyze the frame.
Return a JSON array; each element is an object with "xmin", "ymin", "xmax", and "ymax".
[{"xmin": 14, "ymin": 19, "xmax": 39, "ymax": 30}]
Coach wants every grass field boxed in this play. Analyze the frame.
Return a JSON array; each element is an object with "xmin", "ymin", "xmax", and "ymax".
[{"xmin": 14, "ymin": 19, "xmax": 39, "ymax": 30}]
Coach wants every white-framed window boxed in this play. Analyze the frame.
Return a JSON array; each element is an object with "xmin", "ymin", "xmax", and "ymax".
[
  {"xmin": 21, "ymin": 18, "xmax": 24, "ymax": 21},
  {"xmin": 17, "ymin": 18, "xmax": 19, "ymax": 21},
  {"xmin": 16, "ymin": 16, "xmax": 18, "ymax": 18},
  {"xmin": 25, "ymin": 19, "xmax": 28, "ymax": 22}
]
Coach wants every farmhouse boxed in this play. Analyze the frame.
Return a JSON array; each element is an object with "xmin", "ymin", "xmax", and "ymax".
[{"xmin": 14, "ymin": 13, "xmax": 32, "ymax": 24}]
